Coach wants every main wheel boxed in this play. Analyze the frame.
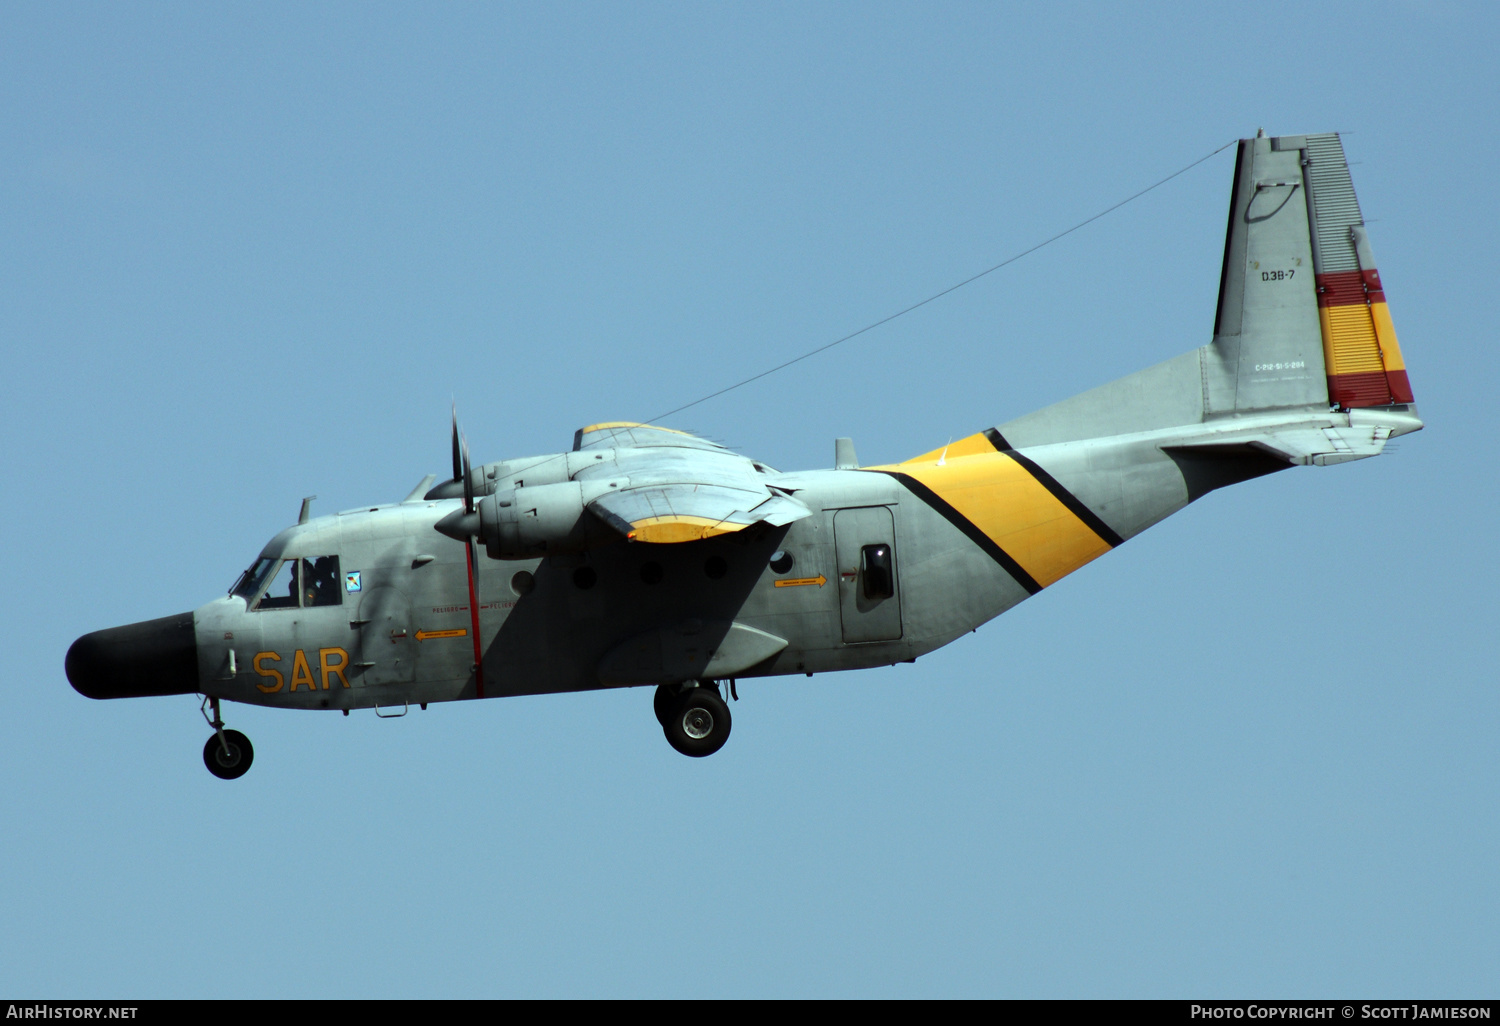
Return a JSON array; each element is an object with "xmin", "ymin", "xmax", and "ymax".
[
  {"xmin": 203, "ymin": 729, "xmax": 254, "ymax": 780},
  {"xmin": 653, "ymin": 684, "xmax": 678, "ymax": 727},
  {"xmin": 663, "ymin": 685, "xmax": 731, "ymax": 758}
]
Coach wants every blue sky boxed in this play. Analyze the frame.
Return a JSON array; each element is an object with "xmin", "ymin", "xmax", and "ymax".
[{"xmin": 2, "ymin": 2, "xmax": 1496, "ymax": 997}]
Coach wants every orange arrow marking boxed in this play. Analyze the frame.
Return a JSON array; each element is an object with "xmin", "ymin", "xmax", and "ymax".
[
  {"xmin": 774, "ymin": 574, "xmax": 827, "ymax": 588},
  {"xmin": 415, "ymin": 628, "xmax": 468, "ymax": 641}
]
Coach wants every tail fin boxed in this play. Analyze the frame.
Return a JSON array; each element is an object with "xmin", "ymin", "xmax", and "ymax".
[
  {"xmin": 1210, "ymin": 131, "xmax": 1413, "ymax": 412},
  {"xmin": 990, "ymin": 131, "xmax": 1414, "ymax": 451}
]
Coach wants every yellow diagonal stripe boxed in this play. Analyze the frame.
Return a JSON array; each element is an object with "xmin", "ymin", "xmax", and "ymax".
[
  {"xmin": 877, "ymin": 452, "xmax": 1112, "ymax": 588},
  {"xmin": 904, "ymin": 432, "xmax": 998, "ymax": 464}
]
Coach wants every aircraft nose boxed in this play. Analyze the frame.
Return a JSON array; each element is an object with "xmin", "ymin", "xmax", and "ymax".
[{"xmin": 66, "ymin": 612, "xmax": 200, "ymax": 700}]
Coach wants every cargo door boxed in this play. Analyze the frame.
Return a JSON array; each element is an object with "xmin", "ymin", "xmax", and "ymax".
[
  {"xmin": 832, "ymin": 506, "xmax": 902, "ymax": 643},
  {"xmin": 355, "ymin": 585, "xmax": 416, "ymax": 686}
]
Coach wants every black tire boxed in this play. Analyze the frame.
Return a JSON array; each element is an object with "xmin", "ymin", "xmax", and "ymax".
[
  {"xmin": 663, "ymin": 685, "xmax": 731, "ymax": 758},
  {"xmin": 203, "ymin": 729, "xmax": 254, "ymax": 780},
  {"xmin": 653, "ymin": 684, "xmax": 676, "ymax": 727}
]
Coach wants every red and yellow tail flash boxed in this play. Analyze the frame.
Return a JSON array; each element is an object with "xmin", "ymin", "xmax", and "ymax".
[{"xmin": 1317, "ymin": 267, "xmax": 1413, "ymax": 408}]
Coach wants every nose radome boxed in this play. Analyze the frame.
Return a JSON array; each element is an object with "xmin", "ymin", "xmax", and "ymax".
[{"xmin": 66, "ymin": 612, "xmax": 200, "ymax": 700}]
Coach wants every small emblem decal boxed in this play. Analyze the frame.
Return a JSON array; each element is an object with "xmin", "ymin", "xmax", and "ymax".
[{"xmin": 345, "ymin": 571, "xmax": 362, "ymax": 593}]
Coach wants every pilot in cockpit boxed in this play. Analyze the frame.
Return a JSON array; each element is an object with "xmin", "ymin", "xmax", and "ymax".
[{"xmin": 305, "ymin": 555, "xmax": 341, "ymax": 607}]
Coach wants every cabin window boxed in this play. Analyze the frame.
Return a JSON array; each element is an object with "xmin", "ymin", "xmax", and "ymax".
[{"xmin": 861, "ymin": 543, "xmax": 895, "ymax": 600}]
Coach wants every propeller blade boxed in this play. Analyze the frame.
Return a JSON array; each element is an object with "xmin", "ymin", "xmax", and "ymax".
[
  {"xmin": 451, "ymin": 407, "xmax": 463, "ymax": 484},
  {"xmin": 461, "ymin": 430, "xmax": 474, "ymax": 515}
]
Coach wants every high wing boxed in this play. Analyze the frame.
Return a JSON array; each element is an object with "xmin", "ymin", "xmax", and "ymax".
[{"xmin": 572, "ymin": 422, "xmax": 811, "ymax": 543}]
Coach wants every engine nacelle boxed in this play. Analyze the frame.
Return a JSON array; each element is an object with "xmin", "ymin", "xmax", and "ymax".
[
  {"xmin": 470, "ymin": 480, "xmax": 621, "ymax": 559},
  {"xmin": 482, "ymin": 482, "xmax": 574, "ymax": 559},
  {"xmin": 434, "ymin": 470, "xmax": 628, "ymax": 560}
]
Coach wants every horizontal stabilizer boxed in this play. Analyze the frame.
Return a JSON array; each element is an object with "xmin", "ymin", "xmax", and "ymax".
[
  {"xmin": 1168, "ymin": 407, "xmax": 1421, "ymax": 467},
  {"xmin": 1174, "ymin": 428, "xmax": 1387, "ymax": 466}
]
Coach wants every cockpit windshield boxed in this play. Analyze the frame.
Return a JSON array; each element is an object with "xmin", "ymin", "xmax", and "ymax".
[{"xmin": 231, "ymin": 557, "xmax": 279, "ymax": 601}]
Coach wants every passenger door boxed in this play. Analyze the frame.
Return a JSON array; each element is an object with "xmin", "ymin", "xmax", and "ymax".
[{"xmin": 832, "ymin": 506, "xmax": 903, "ymax": 643}]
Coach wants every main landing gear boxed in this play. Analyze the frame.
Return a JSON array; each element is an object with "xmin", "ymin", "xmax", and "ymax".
[
  {"xmin": 200, "ymin": 696, "xmax": 254, "ymax": 780},
  {"xmin": 654, "ymin": 682, "xmax": 732, "ymax": 758}
]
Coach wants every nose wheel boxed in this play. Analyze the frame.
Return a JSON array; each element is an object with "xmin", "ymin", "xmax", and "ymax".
[
  {"xmin": 655, "ymin": 683, "xmax": 732, "ymax": 757},
  {"xmin": 200, "ymin": 696, "xmax": 254, "ymax": 779}
]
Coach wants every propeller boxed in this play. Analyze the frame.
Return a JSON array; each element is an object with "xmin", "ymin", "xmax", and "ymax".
[
  {"xmin": 427, "ymin": 405, "xmax": 477, "ymax": 503},
  {"xmin": 451, "ymin": 406, "xmax": 463, "ymax": 492},
  {"xmin": 434, "ymin": 409, "xmax": 482, "ymax": 540},
  {"xmin": 461, "ymin": 429, "xmax": 474, "ymax": 516},
  {"xmin": 436, "ymin": 407, "xmax": 488, "ymax": 698},
  {"xmin": 453, "ymin": 405, "xmax": 475, "ymax": 514}
]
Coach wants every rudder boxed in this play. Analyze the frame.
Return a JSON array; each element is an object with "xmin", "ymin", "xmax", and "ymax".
[{"xmin": 1302, "ymin": 133, "xmax": 1414, "ymax": 407}]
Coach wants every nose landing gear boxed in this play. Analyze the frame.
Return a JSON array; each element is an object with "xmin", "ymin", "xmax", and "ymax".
[
  {"xmin": 200, "ymin": 696, "xmax": 254, "ymax": 780},
  {"xmin": 654, "ymin": 682, "xmax": 732, "ymax": 758}
]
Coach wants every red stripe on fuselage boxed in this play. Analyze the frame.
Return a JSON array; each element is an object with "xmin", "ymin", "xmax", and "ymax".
[{"xmin": 464, "ymin": 541, "xmax": 485, "ymax": 699}]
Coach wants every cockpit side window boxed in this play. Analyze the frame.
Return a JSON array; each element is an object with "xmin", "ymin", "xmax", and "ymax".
[
  {"xmin": 248, "ymin": 555, "xmax": 342, "ymax": 611},
  {"xmin": 303, "ymin": 555, "xmax": 342, "ymax": 607}
]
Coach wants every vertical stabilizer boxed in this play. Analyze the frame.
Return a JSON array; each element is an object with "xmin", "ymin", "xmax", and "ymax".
[{"xmin": 1205, "ymin": 134, "xmax": 1327, "ymax": 413}]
